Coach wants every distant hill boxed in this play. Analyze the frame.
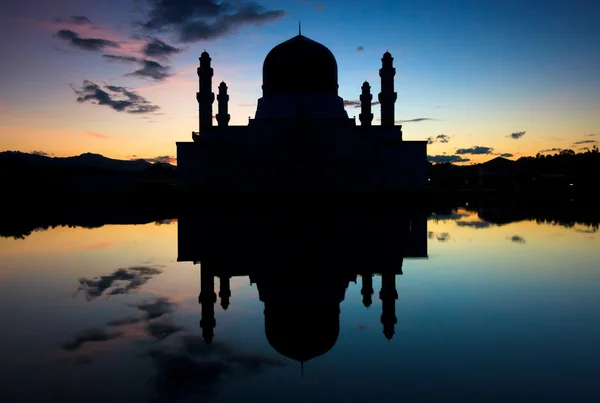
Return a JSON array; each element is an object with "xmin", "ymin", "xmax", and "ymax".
[{"xmin": 0, "ymin": 151, "xmax": 175, "ymax": 173}]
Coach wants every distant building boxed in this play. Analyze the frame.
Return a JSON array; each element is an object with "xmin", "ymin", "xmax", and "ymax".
[
  {"xmin": 177, "ymin": 34, "xmax": 428, "ymax": 192},
  {"xmin": 478, "ymin": 156, "xmax": 517, "ymax": 190}
]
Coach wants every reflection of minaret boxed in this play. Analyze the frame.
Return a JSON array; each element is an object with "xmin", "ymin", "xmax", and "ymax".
[
  {"xmin": 361, "ymin": 273, "xmax": 374, "ymax": 308},
  {"xmin": 199, "ymin": 268, "xmax": 216, "ymax": 343},
  {"xmin": 219, "ymin": 275, "xmax": 231, "ymax": 310},
  {"xmin": 379, "ymin": 271, "xmax": 398, "ymax": 340}
]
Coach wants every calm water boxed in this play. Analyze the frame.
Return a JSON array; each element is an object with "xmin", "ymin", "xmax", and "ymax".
[{"xmin": 1, "ymin": 207, "xmax": 599, "ymax": 403}]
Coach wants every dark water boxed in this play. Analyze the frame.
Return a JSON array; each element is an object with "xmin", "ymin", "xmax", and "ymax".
[{"xmin": 1, "ymin": 206, "xmax": 599, "ymax": 403}]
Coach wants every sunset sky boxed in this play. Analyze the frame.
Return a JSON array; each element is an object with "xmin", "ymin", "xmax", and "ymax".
[{"xmin": 1, "ymin": 0, "xmax": 598, "ymax": 164}]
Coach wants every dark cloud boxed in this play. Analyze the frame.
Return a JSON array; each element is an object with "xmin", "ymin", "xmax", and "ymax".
[
  {"xmin": 427, "ymin": 134, "xmax": 451, "ymax": 144},
  {"xmin": 356, "ymin": 46, "xmax": 364, "ymax": 51},
  {"xmin": 71, "ymin": 80, "xmax": 160, "ymax": 114},
  {"xmin": 500, "ymin": 153, "xmax": 514, "ymax": 158},
  {"xmin": 133, "ymin": 298, "xmax": 177, "ymax": 320},
  {"xmin": 139, "ymin": 0, "xmax": 285, "ymax": 43},
  {"xmin": 428, "ymin": 231, "xmax": 451, "ymax": 242},
  {"xmin": 429, "ymin": 212, "xmax": 470, "ymax": 222},
  {"xmin": 54, "ymin": 16, "xmax": 93, "ymax": 25},
  {"xmin": 427, "ymin": 155, "xmax": 470, "ymax": 164},
  {"xmin": 343, "ymin": 99, "xmax": 380, "ymax": 108},
  {"xmin": 32, "ymin": 150, "xmax": 49, "ymax": 157},
  {"xmin": 455, "ymin": 221, "xmax": 493, "ymax": 229},
  {"xmin": 507, "ymin": 131, "xmax": 526, "ymax": 140},
  {"xmin": 396, "ymin": 118, "xmax": 435, "ymax": 123},
  {"xmin": 509, "ymin": 235, "xmax": 526, "ymax": 244},
  {"xmin": 539, "ymin": 147, "xmax": 563, "ymax": 154},
  {"xmin": 573, "ymin": 140, "xmax": 597, "ymax": 145},
  {"xmin": 102, "ymin": 54, "xmax": 139, "ymax": 63},
  {"xmin": 455, "ymin": 146, "xmax": 494, "ymax": 155},
  {"xmin": 143, "ymin": 37, "xmax": 182, "ymax": 58},
  {"xmin": 147, "ymin": 321, "xmax": 185, "ymax": 340},
  {"xmin": 62, "ymin": 328, "xmax": 123, "ymax": 351},
  {"xmin": 585, "ymin": 133, "xmax": 596, "ymax": 137},
  {"xmin": 54, "ymin": 29, "xmax": 119, "ymax": 51},
  {"xmin": 125, "ymin": 59, "xmax": 172, "ymax": 81},
  {"xmin": 75, "ymin": 266, "xmax": 162, "ymax": 301}
]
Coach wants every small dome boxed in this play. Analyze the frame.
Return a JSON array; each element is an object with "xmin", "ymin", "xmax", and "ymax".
[{"xmin": 262, "ymin": 35, "xmax": 338, "ymax": 96}]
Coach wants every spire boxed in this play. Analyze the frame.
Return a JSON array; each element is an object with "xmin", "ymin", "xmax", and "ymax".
[
  {"xmin": 359, "ymin": 81, "xmax": 374, "ymax": 127},
  {"xmin": 378, "ymin": 51, "xmax": 397, "ymax": 128},
  {"xmin": 299, "ymin": 20, "xmax": 302, "ymax": 35}
]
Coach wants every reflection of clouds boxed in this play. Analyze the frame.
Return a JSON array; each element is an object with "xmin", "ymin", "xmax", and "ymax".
[
  {"xmin": 428, "ymin": 231, "xmax": 451, "ymax": 242},
  {"xmin": 76, "ymin": 266, "xmax": 162, "ymax": 300},
  {"xmin": 155, "ymin": 219, "xmax": 177, "ymax": 225},
  {"xmin": 428, "ymin": 212, "xmax": 471, "ymax": 222},
  {"xmin": 508, "ymin": 235, "xmax": 526, "ymax": 244},
  {"xmin": 61, "ymin": 241, "xmax": 115, "ymax": 252},
  {"xmin": 62, "ymin": 328, "xmax": 123, "ymax": 351},
  {"xmin": 148, "ymin": 336, "xmax": 286, "ymax": 400},
  {"xmin": 455, "ymin": 221, "xmax": 493, "ymax": 229},
  {"xmin": 132, "ymin": 298, "xmax": 177, "ymax": 320}
]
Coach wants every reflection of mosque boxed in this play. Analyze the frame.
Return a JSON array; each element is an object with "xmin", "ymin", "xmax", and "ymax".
[{"xmin": 178, "ymin": 212, "xmax": 427, "ymax": 363}]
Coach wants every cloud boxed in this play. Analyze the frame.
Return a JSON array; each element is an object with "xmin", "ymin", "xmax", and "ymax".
[
  {"xmin": 139, "ymin": 0, "xmax": 285, "ymax": 43},
  {"xmin": 133, "ymin": 298, "xmax": 177, "ymax": 320},
  {"xmin": 508, "ymin": 235, "xmax": 526, "ymax": 244},
  {"xmin": 428, "ymin": 231, "xmax": 451, "ymax": 242},
  {"xmin": 125, "ymin": 60, "xmax": 172, "ymax": 81},
  {"xmin": 396, "ymin": 118, "xmax": 435, "ymax": 123},
  {"xmin": 500, "ymin": 153, "xmax": 514, "ymax": 158},
  {"xmin": 539, "ymin": 148, "xmax": 563, "ymax": 154},
  {"xmin": 455, "ymin": 146, "xmax": 494, "ymax": 155},
  {"xmin": 507, "ymin": 131, "xmax": 526, "ymax": 140},
  {"xmin": 54, "ymin": 29, "xmax": 119, "ymax": 51},
  {"xmin": 429, "ymin": 212, "xmax": 470, "ymax": 222},
  {"xmin": 62, "ymin": 328, "xmax": 123, "ymax": 351},
  {"xmin": 54, "ymin": 15, "xmax": 93, "ymax": 26},
  {"xmin": 102, "ymin": 54, "xmax": 139, "ymax": 63},
  {"xmin": 75, "ymin": 266, "xmax": 162, "ymax": 301},
  {"xmin": 71, "ymin": 80, "xmax": 160, "ymax": 114},
  {"xmin": 585, "ymin": 133, "xmax": 596, "ymax": 137},
  {"xmin": 143, "ymin": 37, "xmax": 182, "ymax": 58},
  {"xmin": 356, "ymin": 46, "xmax": 364, "ymax": 51},
  {"xmin": 343, "ymin": 99, "xmax": 380, "ymax": 108},
  {"xmin": 32, "ymin": 150, "xmax": 49, "ymax": 157},
  {"xmin": 427, "ymin": 134, "xmax": 451, "ymax": 144},
  {"xmin": 144, "ymin": 155, "xmax": 177, "ymax": 164},
  {"xmin": 427, "ymin": 155, "xmax": 470, "ymax": 164},
  {"xmin": 84, "ymin": 131, "xmax": 110, "ymax": 140},
  {"xmin": 573, "ymin": 140, "xmax": 597, "ymax": 145}
]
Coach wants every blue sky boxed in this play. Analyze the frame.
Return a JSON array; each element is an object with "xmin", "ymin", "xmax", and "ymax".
[{"xmin": 0, "ymin": 0, "xmax": 598, "ymax": 163}]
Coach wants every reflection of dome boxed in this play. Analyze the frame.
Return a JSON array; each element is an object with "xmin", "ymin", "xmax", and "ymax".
[
  {"xmin": 265, "ymin": 305, "xmax": 339, "ymax": 362},
  {"xmin": 262, "ymin": 35, "xmax": 339, "ymax": 96}
]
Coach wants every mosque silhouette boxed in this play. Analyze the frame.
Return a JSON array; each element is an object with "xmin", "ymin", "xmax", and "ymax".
[
  {"xmin": 177, "ymin": 32, "xmax": 428, "ymax": 193},
  {"xmin": 178, "ymin": 211, "xmax": 428, "ymax": 364}
]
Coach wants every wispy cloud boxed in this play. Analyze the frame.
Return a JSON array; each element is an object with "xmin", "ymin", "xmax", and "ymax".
[
  {"xmin": 356, "ymin": 46, "xmax": 364, "ymax": 51},
  {"xmin": 142, "ymin": 155, "xmax": 177, "ymax": 164},
  {"xmin": 54, "ymin": 16, "xmax": 93, "ymax": 26},
  {"xmin": 343, "ymin": 99, "xmax": 379, "ymax": 108},
  {"xmin": 125, "ymin": 60, "xmax": 173, "ymax": 81},
  {"xmin": 585, "ymin": 133, "xmax": 596, "ymax": 137},
  {"xmin": 102, "ymin": 54, "xmax": 139, "ymax": 63},
  {"xmin": 142, "ymin": 37, "xmax": 182, "ymax": 58},
  {"xmin": 500, "ymin": 153, "xmax": 514, "ymax": 158},
  {"xmin": 507, "ymin": 131, "xmax": 526, "ymax": 140},
  {"xmin": 71, "ymin": 80, "xmax": 160, "ymax": 114},
  {"xmin": 455, "ymin": 146, "xmax": 494, "ymax": 155},
  {"xmin": 54, "ymin": 29, "xmax": 119, "ymax": 51},
  {"xmin": 427, "ymin": 134, "xmax": 451, "ymax": 144},
  {"xmin": 396, "ymin": 117, "xmax": 435, "ymax": 123},
  {"xmin": 573, "ymin": 140, "xmax": 597, "ymax": 145}
]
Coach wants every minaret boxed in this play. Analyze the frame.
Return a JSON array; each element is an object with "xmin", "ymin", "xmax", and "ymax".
[
  {"xmin": 361, "ymin": 273, "xmax": 374, "ymax": 308},
  {"xmin": 199, "ymin": 268, "xmax": 216, "ymax": 344},
  {"xmin": 378, "ymin": 51, "xmax": 397, "ymax": 127},
  {"xmin": 219, "ymin": 275, "xmax": 231, "ymax": 310},
  {"xmin": 379, "ymin": 271, "xmax": 398, "ymax": 340},
  {"xmin": 197, "ymin": 51, "xmax": 215, "ymax": 133},
  {"xmin": 359, "ymin": 81, "xmax": 373, "ymax": 127},
  {"xmin": 216, "ymin": 82, "xmax": 230, "ymax": 127}
]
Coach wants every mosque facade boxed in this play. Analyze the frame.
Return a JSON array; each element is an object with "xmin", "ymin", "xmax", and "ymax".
[{"xmin": 177, "ymin": 34, "xmax": 428, "ymax": 192}]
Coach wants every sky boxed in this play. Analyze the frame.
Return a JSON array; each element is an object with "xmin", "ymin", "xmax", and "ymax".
[{"xmin": 0, "ymin": 0, "xmax": 599, "ymax": 164}]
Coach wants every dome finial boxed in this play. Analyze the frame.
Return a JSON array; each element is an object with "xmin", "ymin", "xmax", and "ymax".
[{"xmin": 298, "ymin": 20, "xmax": 301, "ymax": 35}]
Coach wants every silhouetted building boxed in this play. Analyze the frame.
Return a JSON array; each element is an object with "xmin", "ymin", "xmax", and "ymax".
[
  {"xmin": 177, "ymin": 34, "xmax": 428, "ymax": 192},
  {"xmin": 478, "ymin": 156, "xmax": 517, "ymax": 190},
  {"xmin": 178, "ymin": 211, "xmax": 427, "ymax": 362}
]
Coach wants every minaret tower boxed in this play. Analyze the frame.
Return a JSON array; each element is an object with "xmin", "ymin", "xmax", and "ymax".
[
  {"xmin": 378, "ymin": 51, "xmax": 397, "ymax": 127},
  {"xmin": 216, "ymin": 82, "xmax": 230, "ymax": 127},
  {"xmin": 197, "ymin": 51, "xmax": 215, "ymax": 133},
  {"xmin": 359, "ymin": 81, "xmax": 373, "ymax": 127}
]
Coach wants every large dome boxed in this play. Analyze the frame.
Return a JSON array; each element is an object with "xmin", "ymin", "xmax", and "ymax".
[{"xmin": 262, "ymin": 35, "xmax": 338, "ymax": 96}]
